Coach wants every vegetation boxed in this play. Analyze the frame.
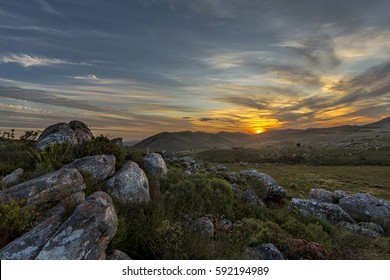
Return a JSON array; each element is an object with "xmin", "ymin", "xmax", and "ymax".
[{"xmin": 0, "ymin": 131, "xmax": 389, "ymax": 260}]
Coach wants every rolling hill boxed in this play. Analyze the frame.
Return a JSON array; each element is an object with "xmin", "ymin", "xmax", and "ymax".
[{"xmin": 133, "ymin": 117, "xmax": 390, "ymax": 152}]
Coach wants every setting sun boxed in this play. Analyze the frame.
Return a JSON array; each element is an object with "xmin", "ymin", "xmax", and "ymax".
[{"xmin": 256, "ymin": 128, "xmax": 264, "ymax": 134}]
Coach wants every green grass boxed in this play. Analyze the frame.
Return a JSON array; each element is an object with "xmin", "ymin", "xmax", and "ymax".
[{"xmin": 225, "ymin": 164, "xmax": 390, "ymax": 200}]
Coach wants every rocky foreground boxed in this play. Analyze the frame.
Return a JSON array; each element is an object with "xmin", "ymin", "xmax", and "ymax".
[{"xmin": 0, "ymin": 121, "xmax": 389, "ymax": 259}]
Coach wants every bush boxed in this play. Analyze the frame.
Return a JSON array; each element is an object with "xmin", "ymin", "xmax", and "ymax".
[{"xmin": 0, "ymin": 200, "xmax": 37, "ymax": 248}]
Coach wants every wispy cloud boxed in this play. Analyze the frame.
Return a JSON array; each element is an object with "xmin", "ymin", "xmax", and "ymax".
[
  {"xmin": 0, "ymin": 53, "xmax": 89, "ymax": 67},
  {"xmin": 73, "ymin": 74, "xmax": 99, "ymax": 81},
  {"xmin": 35, "ymin": 0, "xmax": 64, "ymax": 17}
]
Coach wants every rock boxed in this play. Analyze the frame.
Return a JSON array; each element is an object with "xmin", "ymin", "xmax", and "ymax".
[
  {"xmin": 184, "ymin": 170, "xmax": 192, "ymax": 175},
  {"xmin": 68, "ymin": 120, "xmax": 93, "ymax": 143},
  {"xmin": 338, "ymin": 193, "xmax": 390, "ymax": 227},
  {"xmin": 62, "ymin": 155, "xmax": 116, "ymax": 182},
  {"xmin": 36, "ymin": 192, "xmax": 117, "ymax": 260},
  {"xmin": 291, "ymin": 239, "xmax": 326, "ymax": 259},
  {"xmin": 239, "ymin": 169, "xmax": 286, "ymax": 205},
  {"xmin": 224, "ymin": 172, "xmax": 240, "ymax": 184},
  {"xmin": 289, "ymin": 198, "xmax": 355, "ymax": 224},
  {"xmin": 35, "ymin": 121, "xmax": 93, "ymax": 150},
  {"xmin": 0, "ymin": 192, "xmax": 85, "ymax": 260},
  {"xmin": 332, "ymin": 190, "xmax": 349, "ymax": 203},
  {"xmin": 231, "ymin": 183, "xmax": 241, "ymax": 197},
  {"xmin": 106, "ymin": 249, "xmax": 132, "ymax": 260},
  {"xmin": 180, "ymin": 156, "xmax": 195, "ymax": 169},
  {"xmin": 110, "ymin": 137, "xmax": 123, "ymax": 147},
  {"xmin": 239, "ymin": 169, "xmax": 269, "ymax": 198},
  {"xmin": 142, "ymin": 153, "xmax": 168, "ymax": 182},
  {"xmin": 192, "ymin": 217, "xmax": 214, "ymax": 238},
  {"xmin": 104, "ymin": 161, "xmax": 150, "ymax": 207},
  {"xmin": 2, "ymin": 168, "xmax": 85, "ymax": 207},
  {"xmin": 342, "ymin": 223, "xmax": 383, "ymax": 238},
  {"xmin": 208, "ymin": 164, "xmax": 228, "ymax": 173},
  {"xmin": 218, "ymin": 219, "xmax": 233, "ymax": 232},
  {"xmin": 242, "ymin": 243, "xmax": 284, "ymax": 260},
  {"xmin": 310, "ymin": 188, "xmax": 333, "ymax": 203},
  {"xmin": 241, "ymin": 190, "xmax": 263, "ymax": 206},
  {"xmin": 1, "ymin": 168, "xmax": 23, "ymax": 187},
  {"xmin": 35, "ymin": 123, "xmax": 77, "ymax": 150}
]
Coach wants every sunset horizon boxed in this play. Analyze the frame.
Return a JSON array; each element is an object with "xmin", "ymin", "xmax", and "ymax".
[{"xmin": 1, "ymin": 0, "xmax": 389, "ymax": 139}]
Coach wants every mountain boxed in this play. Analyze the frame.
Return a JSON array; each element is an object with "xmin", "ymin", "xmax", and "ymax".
[
  {"xmin": 133, "ymin": 131, "xmax": 254, "ymax": 152},
  {"xmin": 133, "ymin": 117, "xmax": 390, "ymax": 152}
]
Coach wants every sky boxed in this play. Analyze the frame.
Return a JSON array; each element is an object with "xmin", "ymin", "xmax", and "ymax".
[{"xmin": 0, "ymin": 0, "xmax": 389, "ymax": 139}]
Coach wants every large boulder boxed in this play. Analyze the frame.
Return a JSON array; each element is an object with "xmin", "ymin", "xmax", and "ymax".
[
  {"xmin": 242, "ymin": 243, "xmax": 284, "ymax": 260},
  {"xmin": 239, "ymin": 169, "xmax": 286, "ymax": 205},
  {"xmin": 192, "ymin": 217, "xmax": 214, "ymax": 239},
  {"xmin": 310, "ymin": 188, "xmax": 333, "ymax": 203},
  {"xmin": 35, "ymin": 121, "xmax": 93, "ymax": 151},
  {"xmin": 62, "ymin": 155, "xmax": 116, "ymax": 182},
  {"xmin": 289, "ymin": 198, "xmax": 355, "ymax": 224},
  {"xmin": 1, "ymin": 168, "xmax": 23, "ymax": 187},
  {"xmin": 105, "ymin": 161, "xmax": 150, "ymax": 207},
  {"xmin": 0, "ymin": 192, "xmax": 85, "ymax": 260},
  {"xmin": 142, "ymin": 153, "xmax": 168, "ymax": 182},
  {"xmin": 35, "ymin": 192, "xmax": 117, "ymax": 260},
  {"xmin": 34, "ymin": 123, "xmax": 77, "ymax": 150},
  {"xmin": 338, "ymin": 193, "xmax": 390, "ymax": 226},
  {"xmin": 2, "ymin": 168, "xmax": 85, "ymax": 207},
  {"xmin": 68, "ymin": 120, "xmax": 93, "ymax": 143},
  {"xmin": 241, "ymin": 189, "xmax": 263, "ymax": 206}
]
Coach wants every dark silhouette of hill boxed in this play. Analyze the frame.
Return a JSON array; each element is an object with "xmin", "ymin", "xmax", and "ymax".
[{"xmin": 133, "ymin": 117, "xmax": 390, "ymax": 152}]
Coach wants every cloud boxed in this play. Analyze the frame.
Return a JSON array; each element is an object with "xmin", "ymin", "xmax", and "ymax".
[
  {"xmin": 0, "ymin": 53, "xmax": 86, "ymax": 67},
  {"xmin": 73, "ymin": 74, "xmax": 99, "ymax": 81},
  {"xmin": 35, "ymin": 0, "xmax": 63, "ymax": 17},
  {"xmin": 277, "ymin": 32, "xmax": 341, "ymax": 71},
  {"xmin": 199, "ymin": 117, "xmax": 216, "ymax": 122},
  {"xmin": 268, "ymin": 66, "xmax": 323, "ymax": 87}
]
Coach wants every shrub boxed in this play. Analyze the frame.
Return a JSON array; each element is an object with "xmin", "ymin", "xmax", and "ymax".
[{"xmin": 0, "ymin": 200, "xmax": 37, "ymax": 248}]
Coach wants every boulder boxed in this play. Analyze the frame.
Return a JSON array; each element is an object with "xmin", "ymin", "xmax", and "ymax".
[
  {"xmin": 338, "ymin": 193, "xmax": 390, "ymax": 227},
  {"xmin": 68, "ymin": 120, "xmax": 93, "ymax": 143},
  {"xmin": 218, "ymin": 219, "xmax": 233, "ymax": 232},
  {"xmin": 2, "ymin": 168, "xmax": 85, "ymax": 207},
  {"xmin": 342, "ymin": 222, "xmax": 383, "ymax": 238},
  {"xmin": 106, "ymin": 249, "xmax": 132, "ymax": 260},
  {"xmin": 231, "ymin": 183, "xmax": 241, "ymax": 198},
  {"xmin": 192, "ymin": 217, "xmax": 214, "ymax": 239},
  {"xmin": 310, "ymin": 188, "xmax": 333, "ymax": 203},
  {"xmin": 242, "ymin": 243, "xmax": 284, "ymax": 260},
  {"xmin": 332, "ymin": 190, "xmax": 349, "ymax": 203},
  {"xmin": 36, "ymin": 192, "xmax": 117, "ymax": 260},
  {"xmin": 241, "ymin": 190, "xmax": 263, "ymax": 206},
  {"xmin": 35, "ymin": 121, "xmax": 93, "ymax": 150},
  {"xmin": 0, "ymin": 192, "xmax": 85, "ymax": 260},
  {"xmin": 240, "ymin": 169, "xmax": 286, "ymax": 205},
  {"xmin": 289, "ymin": 198, "xmax": 355, "ymax": 224},
  {"xmin": 34, "ymin": 123, "xmax": 77, "ymax": 150},
  {"xmin": 1, "ymin": 168, "xmax": 23, "ymax": 187},
  {"xmin": 62, "ymin": 155, "xmax": 116, "ymax": 182},
  {"xmin": 224, "ymin": 171, "xmax": 240, "ymax": 184},
  {"xmin": 142, "ymin": 153, "xmax": 168, "ymax": 182},
  {"xmin": 105, "ymin": 161, "xmax": 150, "ymax": 207}
]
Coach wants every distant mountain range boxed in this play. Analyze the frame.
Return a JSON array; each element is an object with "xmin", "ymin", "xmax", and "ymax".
[{"xmin": 133, "ymin": 117, "xmax": 390, "ymax": 152}]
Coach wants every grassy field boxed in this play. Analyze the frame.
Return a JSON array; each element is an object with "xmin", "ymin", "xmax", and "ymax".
[{"xmin": 225, "ymin": 164, "xmax": 390, "ymax": 200}]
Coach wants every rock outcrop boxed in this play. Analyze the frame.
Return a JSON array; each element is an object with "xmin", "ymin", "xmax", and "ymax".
[
  {"xmin": 35, "ymin": 121, "xmax": 93, "ymax": 150},
  {"xmin": 36, "ymin": 192, "xmax": 117, "ymax": 260},
  {"xmin": 105, "ymin": 161, "xmax": 150, "ymax": 207},
  {"xmin": 192, "ymin": 217, "xmax": 214, "ymax": 239},
  {"xmin": 1, "ymin": 168, "xmax": 23, "ymax": 187},
  {"xmin": 242, "ymin": 243, "xmax": 284, "ymax": 260},
  {"xmin": 289, "ymin": 198, "xmax": 355, "ymax": 224},
  {"xmin": 310, "ymin": 188, "xmax": 333, "ymax": 203},
  {"xmin": 62, "ymin": 155, "xmax": 116, "ymax": 182},
  {"xmin": 2, "ymin": 168, "xmax": 85, "ymax": 207},
  {"xmin": 68, "ymin": 120, "xmax": 93, "ymax": 143},
  {"xmin": 0, "ymin": 192, "xmax": 85, "ymax": 260},
  {"xmin": 142, "ymin": 153, "xmax": 168, "ymax": 182},
  {"xmin": 338, "ymin": 193, "xmax": 390, "ymax": 227},
  {"xmin": 241, "ymin": 189, "xmax": 263, "ymax": 206}
]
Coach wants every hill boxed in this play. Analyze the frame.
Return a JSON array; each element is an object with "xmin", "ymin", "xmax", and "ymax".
[
  {"xmin": 133, "ymin": 130, "xmax": 254, "ymax": 152},
  {"xmin": 133, "ymin": 117, "xmax": 390, "ymax": 152}
]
